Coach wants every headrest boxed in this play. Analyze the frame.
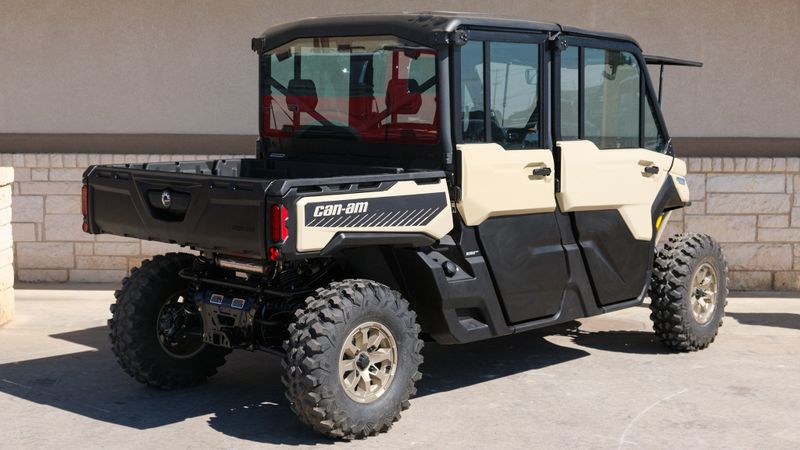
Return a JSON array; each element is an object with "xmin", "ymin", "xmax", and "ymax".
[
  {"xmin": 286, "ymin": 79, "xmax": 318, "ymax": 112},
  {"xmin": 385, "ymin": 79, "xmax": 422, "ymax": 115}
]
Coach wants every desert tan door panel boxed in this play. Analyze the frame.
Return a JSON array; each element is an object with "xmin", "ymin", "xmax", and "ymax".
[
  {"xmin": 557, "ymin": 140, "xmax": 673, "ymax": 305},
  {"xmin": 456, "ymin": 143, "xmax": 556, "ymax": 226}
]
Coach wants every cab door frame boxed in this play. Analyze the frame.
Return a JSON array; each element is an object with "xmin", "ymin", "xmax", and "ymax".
[
  {"xmin": 452, "ymin": 28, "xmax": 574, "ymax": 325},
  {"xmin": 551, "ymin": 35, "xmax": 677, "ymax": 306}
]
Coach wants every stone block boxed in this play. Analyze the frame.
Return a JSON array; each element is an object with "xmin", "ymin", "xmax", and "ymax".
[
  {"xmin": 0, "ymin": 167, "xmax": 14, "ymax": 185},
  {"xmin": 49, "ymin": 168, "xmax": 87, "ymax": 181},
  {"xmin": 75, "ymin": 243, "xmax": 94, "ymax": 255},
  {"xmin": 792, "ymin": 208, "xmax": 800, "ymax": 228},
  {"xmin": 17, "ymin": 269, "xmax": 69, "ymax": 282},
  {"xmin": 0, "ymin": 288, "xmax": 14, "ymax": 326},
  {"xmin": 141, "ymin": 240, "xmax": 187, "ymax": 255},
  {"xmin": 13, "ymin": 168, "xmax": 30, "ymax": 182},
  {"xmin": 0, "ymin": 185, "xmax": 10, "ymax": 209},
  {"xmin": 707, "ymin": 194, "xmax": 791, "ymax": 214},
  {"xmin": 722, "ymin": 243, "xmax": 793, "ymax": 270},
  {"xmin": 20, "ymin": 182, "xmax": 82, "ymax": 196},
  {"xmin": 745, "ymin": 158, "xmax": 759, "ymax": 172},
  {"xmin": 729, "ymin": 271, "xmax": 772, "ymax": 291},
  {"xmin": 685, "ymin": 201, "xmax": 706, "ymax": 215},
  {"xmin": 758, "ymin": 215, "xmax": 789, "ymax": 228},
  {"xmin": 94, "ymin": 233, "xmax": 138, "ymax": 243},
  {"xmin": 45, "ymin": 195, "xmax": 82, "ymax": 214},
  {"xmin": 685, "ymin": 215, "xmax": 756, "ymax": 242},
  {"xmin": 687, "ymin": 158, "xmax": 702, "ymax": 172},
  {"xmin": 706, "ymin": 174, "xmax": 785, "ymax": 193},
  {"xmin": 16, "ymin": 242, "xmax": 74, "ymax": 269},
  {"xmin": 35, "ymin": 154, "xmax": 50, "ymax": 168},
  {"xmin": 0, "ymin": 207, "xmax": 11, "ymax": 226},
  {"xmin": 0, "ymin": 263, "xmax": 13, "ymax": 291},
  {"xmin": 722, "ymin": 158, "xmax": 735, "ymax": 172},
  {"xmin": 774, "ymin": 272, "xmax": 800, "ymax": 291},
  {"xmin": 62, "ymin": 154, "xmax": 78, "ymax": 168},
  {"xmin": 758, "ymin": 158, "xmax": 772, "ymax": 172},
  {"xmin": 12, "ymin": 223, "xmax": 37, "ymax": 242},
  {"xmin": 758, "ymin": 228, "xmax": 800, "ymax": 242},
  {"xmin": 686, "ymin": 173, "xmax": 705, "ymax": 200},
  {"xmin": 734, "ymin": 158, "xmax": 747, "ymax": 172},
  {"xmin": 12, "ymin": 196, "xmax": 44, "ymax": 222},
  {"xmin": 94, "ymin": 242, "xmax": 140, "ymax": 256},
  {"xmin": 31, "ymin": 169, "xmax": 48, "ymax": 181},
  {"xmin": 69, "ymin": 269, "xmax": 127, "ymax": 283},
  {"xmin": 772, "ymin": 158, "xmax": 786, "ymax": 172},
  {"xmin": 787, "ymin": 158, "xmax": 800, "ymax": 172},
  {"xmin": 75, "ymin": 256, "xmax": 128, "ymax": 270},
  {"xmin": 44, "ymin": 214, "xmax": 94, "ymax": 241}
]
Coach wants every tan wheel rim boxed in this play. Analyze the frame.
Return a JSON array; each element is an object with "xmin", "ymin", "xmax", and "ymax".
[
  {"xmin": 338, "ymin": 321, "xmax": 398, "ymax": 403},
  {"xmin": 690, "ymin": 262, "xmax": 718, "ymax": 325}
]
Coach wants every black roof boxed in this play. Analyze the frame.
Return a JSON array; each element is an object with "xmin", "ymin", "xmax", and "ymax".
[{"xmin": 255, "ymin": 11, "xmax": 640, "ymax": 51}]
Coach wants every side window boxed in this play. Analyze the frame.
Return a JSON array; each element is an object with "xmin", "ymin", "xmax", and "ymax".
[
  {"xmin": 584, "ymin": 49, "xmax": 640, "ymax": 149},
  {"xmin": 489, "ymin": 42, "xmax": 540, "ymax": 149},
  {"xmin": 644, "ymin": 96, "xmax": 666, "ymax": 151},
  {"xmin": 460, "ymin": 41, "xmax": 485, "ymax": 143},
  {"xmin": 559, "ymin": 46, "xmax": 579, "ymax": 140}
]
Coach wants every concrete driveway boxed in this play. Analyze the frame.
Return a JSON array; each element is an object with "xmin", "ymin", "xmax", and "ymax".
[{"xmin": 1, "ymin": 287, "xmax": 799, "ymax": 449}]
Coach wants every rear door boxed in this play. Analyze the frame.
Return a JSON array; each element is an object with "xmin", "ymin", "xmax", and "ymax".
[
  {"xmin": 456, "ymin": 32, "xmax": 569, "ymax": 324},
  {"xmin": 554, "ymin": 41, "xmax": 674, "ymax": 305}
]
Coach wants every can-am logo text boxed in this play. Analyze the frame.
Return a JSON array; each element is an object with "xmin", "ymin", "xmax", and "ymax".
[{"xmin": 313, "ymin": 201, "xmax": 369, "ymax": 217}]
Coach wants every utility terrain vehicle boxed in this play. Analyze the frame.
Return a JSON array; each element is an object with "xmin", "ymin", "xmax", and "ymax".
[{"xmin": 84, "ymin": 12, "xmax": 727, "ymax": 439}]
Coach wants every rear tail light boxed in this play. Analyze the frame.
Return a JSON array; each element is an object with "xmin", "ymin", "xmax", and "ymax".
[
  {"xmin": 269, "ymin": 204, "xmax": 288, "ymax": 262},
  {"xmin": 81, "ymin": 182, "xmax": 90, "ymax": 233},
  {"xmin": 270, "ymin": 204, "xmax": 289, "ymax": 243}
]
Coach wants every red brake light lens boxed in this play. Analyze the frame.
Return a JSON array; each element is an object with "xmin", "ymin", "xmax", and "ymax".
[
  {"xmin": 270, "ymin": 204, "xmax": 289, "ymax": 243},
  {"xmin": 81, "ymin": 183, "xmax": 89, "ymax": 217}
]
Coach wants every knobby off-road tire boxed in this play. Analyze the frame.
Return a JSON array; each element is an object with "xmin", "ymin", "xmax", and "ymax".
[
  {"xmin": 282, "ymin": 279, "xmax": 424, "ymax": 440},
  {"xmin": 109, "ymin": 252, "xmax": 229, "ymax": 389},
  {"xmin": 649, "ymin": 233, "xmax": 729, "ymax": 352}
]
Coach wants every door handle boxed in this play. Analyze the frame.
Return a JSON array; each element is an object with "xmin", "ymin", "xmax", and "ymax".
[
  {"xmin": 643, "ymin": 165, "xmax": 660, "ymax": 175},
  {"xmin": 532, "ymin": 167, "xmax": 552, "ymax": 177}
]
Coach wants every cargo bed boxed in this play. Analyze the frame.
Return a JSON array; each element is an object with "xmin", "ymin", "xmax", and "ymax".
[{"xmin": 84, "ymin": 158, "xmax": 444, "ymax": 258}]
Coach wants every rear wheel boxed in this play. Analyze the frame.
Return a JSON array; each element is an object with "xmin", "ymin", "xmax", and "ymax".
[
  {"xmin": 282, "ymin": 279, "xmax": 423, "ymax": 439},
  {"xmin": 649, "ymin": 234, "xmax": 728, "ymax": 351},
  {"xmin": 109, "ymin": 253, "xmax": 229, "ymax": 389}
]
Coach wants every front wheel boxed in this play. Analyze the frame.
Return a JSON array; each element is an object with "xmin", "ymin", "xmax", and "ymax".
[
  {"xmin": 282, "ymin": 279, "xmax": 423, "ymax": 439},
  {"xmin": 649, "ymin": 233, "xmax": 729, "ymax": 351}
]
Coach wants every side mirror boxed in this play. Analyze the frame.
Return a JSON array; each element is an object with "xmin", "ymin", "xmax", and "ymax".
[{"xmin": 525, "ymin": 68, "xmax": 536, "ymax": 85}]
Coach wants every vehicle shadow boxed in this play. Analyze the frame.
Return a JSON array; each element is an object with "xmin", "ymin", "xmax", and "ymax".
[
  {"xmin": 558, "ymin": 320, "xmax": 673, "ymax": 355},
  {"xmin": 0, "ymin": 325, "xmax": 589, "ymax": 445},
  {"xmin": 728, "ymin": 312, "xmax": 800, "ymax": 331}
]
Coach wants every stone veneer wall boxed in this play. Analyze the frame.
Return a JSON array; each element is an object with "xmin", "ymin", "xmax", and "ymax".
[
  {"xmin": 663, "ymin": 157, "xmax": 800, "ymax": 291},
  {"xmin": 0, "ymin": 167, "xmax": 14, "ymax": 325},
  {"xmin": 1, "ymin": 153, "xmax": 800, "ymax": 291}
]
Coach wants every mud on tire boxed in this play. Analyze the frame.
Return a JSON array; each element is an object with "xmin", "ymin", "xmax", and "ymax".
[
  {"xmin": 109, "ymin": 252, "xmax": 229, "ymax": 389},
  {"xmin": 649, "ymin": 233, "xmax": 729, "ymax": 352},
  {"xmin": 282, "ymin": 279, "xmax": 424, "ymax": 440}
]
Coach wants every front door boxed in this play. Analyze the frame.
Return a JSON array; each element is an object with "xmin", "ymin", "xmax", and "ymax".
[
  {"xmin": 555, "ymin": 43, "xmax": 674, "ymax": 305},
  {"xmin": 456, "ymin": 35, "xmax": 569, "ymax": 324}
]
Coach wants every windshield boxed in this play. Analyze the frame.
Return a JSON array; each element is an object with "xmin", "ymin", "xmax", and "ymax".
[{"xmin": 260, "ymin": 35, "xmax": 440, "ymax": 166}]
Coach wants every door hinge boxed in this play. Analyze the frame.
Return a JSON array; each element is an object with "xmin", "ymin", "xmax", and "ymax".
[{"xmin": 548, "ymin": 32, "xmax": 568, "ymax": 52}]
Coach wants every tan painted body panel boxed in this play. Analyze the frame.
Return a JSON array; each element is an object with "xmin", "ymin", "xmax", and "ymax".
[
  {"xmin": 556, "ymin": 140, "xmax": 673, "ymax": 241},
  {"xmin": 456, "ymin": 143, "xmax": 556, "ymax": 226},
  {"xmin": 670, "ymin": 157, "xmax": 690, "ymax": 203},
  {"xmin": 294, "ymin": 179, "xmax": 453, "ymax": 253}
]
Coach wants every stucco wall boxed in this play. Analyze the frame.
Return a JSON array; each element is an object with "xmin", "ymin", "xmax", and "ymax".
[{"xmin": 2, "ymin": 0, "xmax": 799, "ymax": 139}]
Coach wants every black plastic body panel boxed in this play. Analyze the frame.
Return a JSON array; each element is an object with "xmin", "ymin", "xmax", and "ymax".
[
  {"xmin": 85, "ymin": 164, "xmax": 273, "ymax": 258},
  {"xmin": 476, "ymin": 213, "xmax": 569, "ymax": 324}
]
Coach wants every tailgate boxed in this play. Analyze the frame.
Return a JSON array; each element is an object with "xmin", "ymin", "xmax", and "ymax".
[{"xmin": 85, "ymin": 165, "xmax": 273, "ymax": 257}]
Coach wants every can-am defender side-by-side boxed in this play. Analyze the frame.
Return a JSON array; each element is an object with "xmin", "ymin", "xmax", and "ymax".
[{"xmin": 84, "ymin": 13, "xmax": 727, "ymax": 439}]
